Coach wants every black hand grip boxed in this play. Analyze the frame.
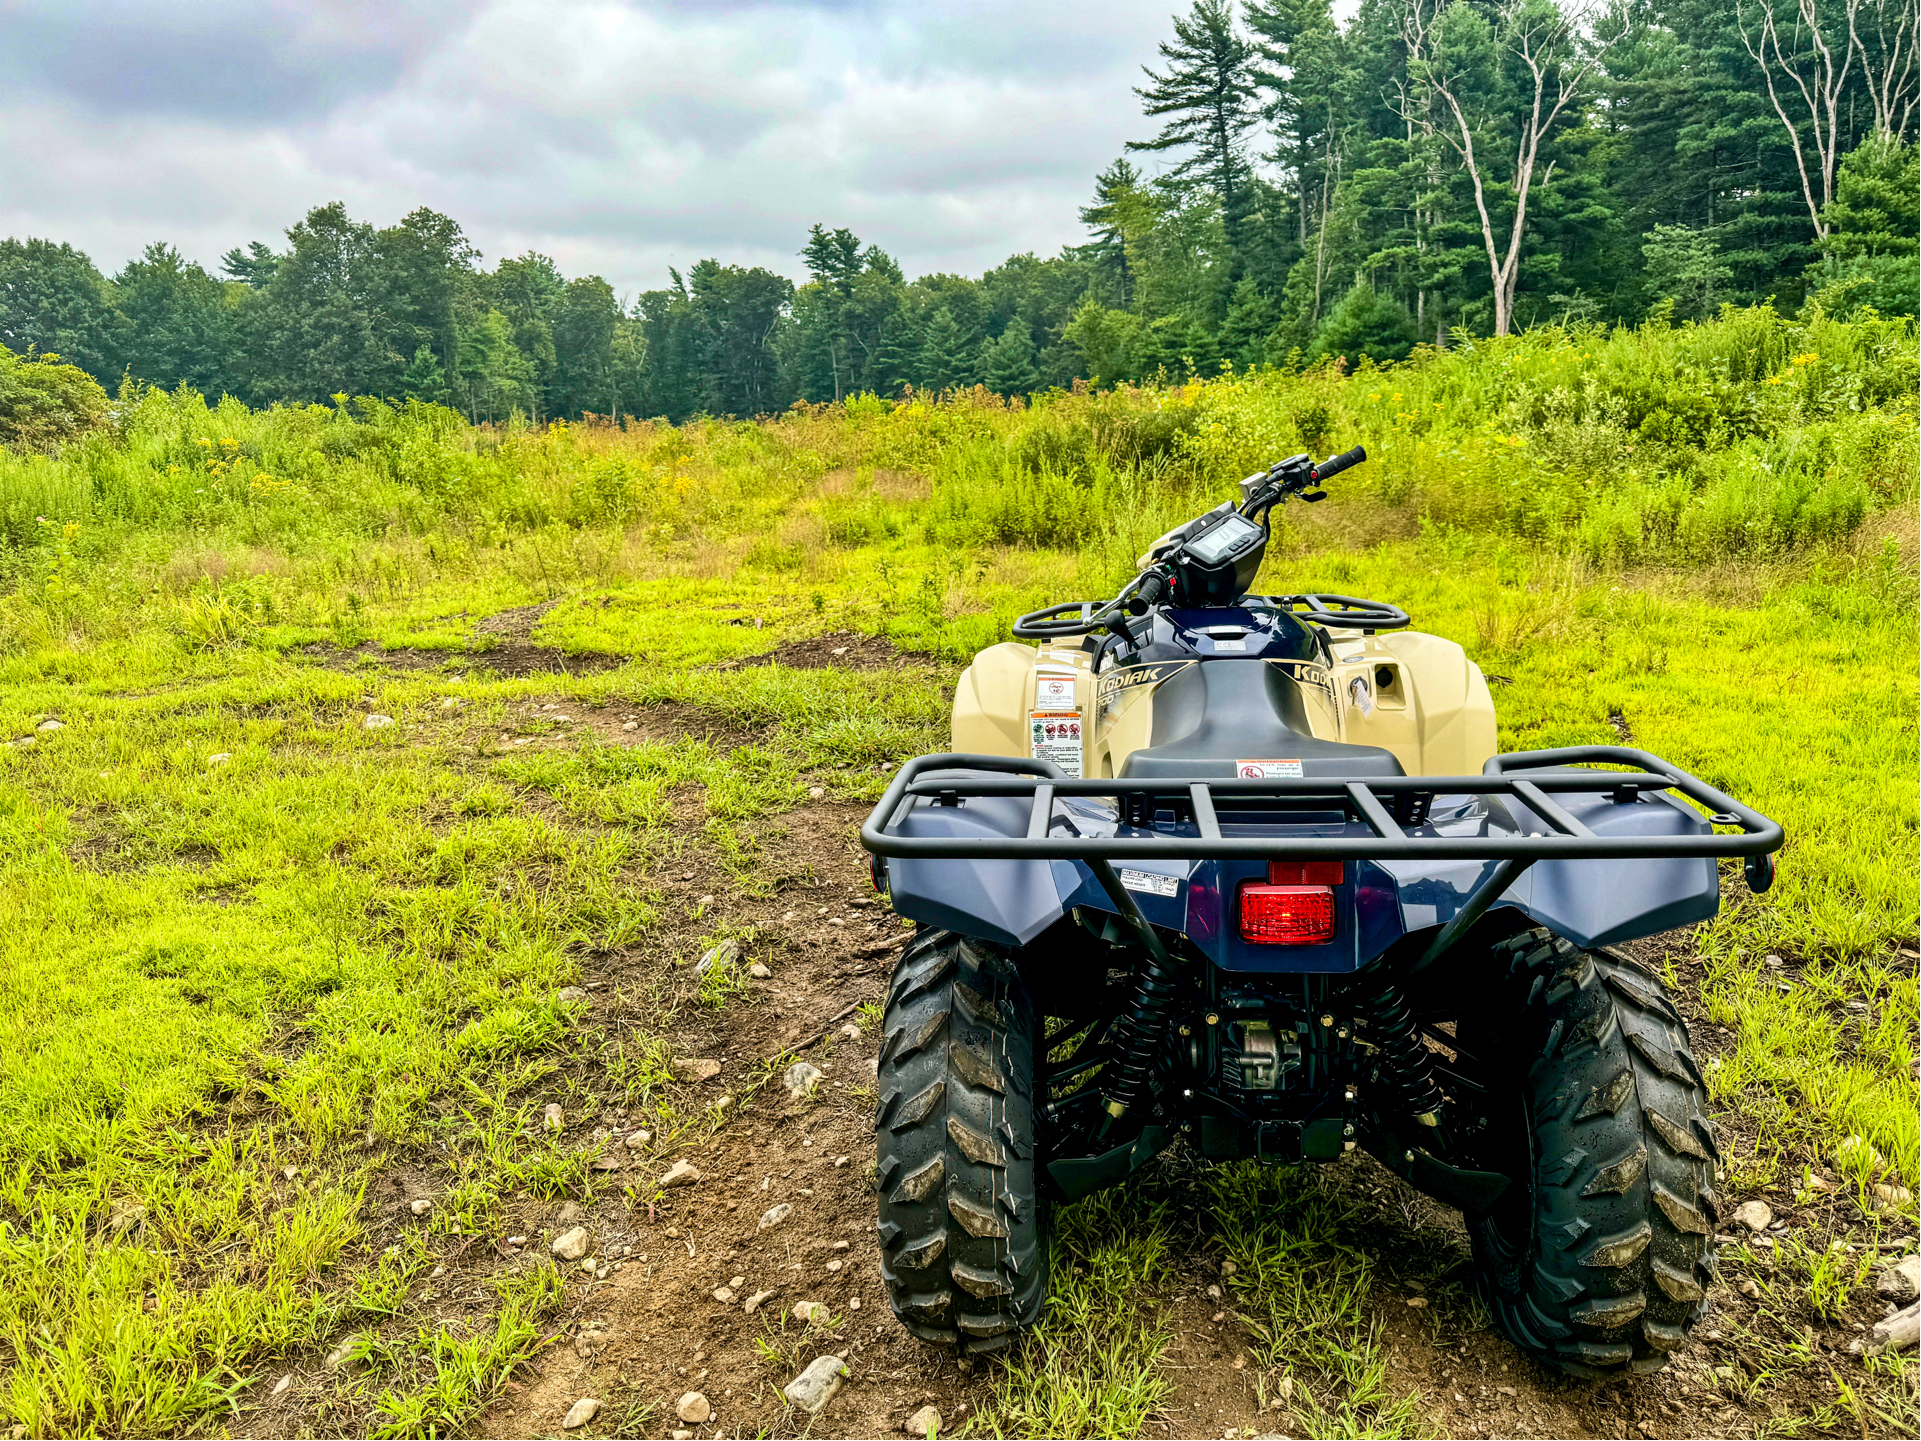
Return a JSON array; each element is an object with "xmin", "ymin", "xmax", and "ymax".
[
  {"xmin": 1137, "ymin": 572, "xmax": 1169, "ymax": 608},
  {"xmin": 1311, "ymin": 445, "xmax": 1367, "ymax": 483}
]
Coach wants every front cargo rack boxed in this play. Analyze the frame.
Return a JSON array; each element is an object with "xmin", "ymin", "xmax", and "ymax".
[{"xmin": 861, "ymin": 745, "xmax": 1782, "ymax": 866}]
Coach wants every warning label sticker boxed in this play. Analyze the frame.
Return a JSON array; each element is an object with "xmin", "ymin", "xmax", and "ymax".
[
  {"xmin": 1236, "ymin": 759, "xmax": 1304, "ymax": 778},
  {"xmin": 1118, "ymin": 869, "xmax": 1181, "ymax": 898},
  {"xmin": 1029, "ymin": 710, "xmax": 1083, "ymax": 777},
  {"xmin": 1034, "ymin": 667, "xmax": 1078, "ymax": 709}
]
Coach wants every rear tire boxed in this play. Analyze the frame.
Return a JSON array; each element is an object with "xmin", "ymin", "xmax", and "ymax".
[
  {"xmin": 874, "ymin": 929, "xmax": 1048, "ymax": 1353},
  {"xmin": 1460, "ymin": 930, "xmax": 1720, "ymax": 1377}
]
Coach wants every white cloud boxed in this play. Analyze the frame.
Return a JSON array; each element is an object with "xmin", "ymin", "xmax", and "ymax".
[{"xmin": 0, "ymin": 0, "xmax": 1179, "ymax": 294}]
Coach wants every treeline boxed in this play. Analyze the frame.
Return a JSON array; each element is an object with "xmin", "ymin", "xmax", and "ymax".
[{"xmin": 0, "ymin": 0, "xmax": 1914, "ymax": 426}]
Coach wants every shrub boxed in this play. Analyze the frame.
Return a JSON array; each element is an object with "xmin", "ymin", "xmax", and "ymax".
[{"xmin": 0, "ymin": 345, "xmax": 109, "ymax": 450}]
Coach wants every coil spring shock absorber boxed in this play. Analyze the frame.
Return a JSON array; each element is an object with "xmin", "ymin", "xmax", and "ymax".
[
  {"xmin": 1102, "ymin": 944, "xmax": 1181, "ymax": 1119},
  {"xmin": 1365, "ymin": 983, "xmax": 1445, "ymax": 1127}
]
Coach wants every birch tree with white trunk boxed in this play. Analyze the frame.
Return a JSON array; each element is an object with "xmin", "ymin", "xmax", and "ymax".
[{"xmin": 1398, "ymin": 0, "xmax": 1621, "ymax": 337}]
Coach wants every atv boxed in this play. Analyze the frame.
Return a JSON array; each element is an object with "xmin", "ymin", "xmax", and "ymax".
[{"xmin": 859, "ymin": 445, "xmax": 1783, "ymax": 1376}]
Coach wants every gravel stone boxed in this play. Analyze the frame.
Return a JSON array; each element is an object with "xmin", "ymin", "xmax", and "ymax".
[
  {"xmin": 749, "ymin": 963, "xmax": 773, "ymax": 979},
  {"xmin": 364, "ymin": 714, "xmax": 394, "ymax": 729},
  {"xmin": 554, "ymin": 986, "xmax": 589, "ymax": 1005},
  {"xmin": 783, "ymin": 1355, "xmax": 848, "ymax": 1414},
  {"xmin": 562, "ymin": 1398, "xmax": 600, "ymax": 1429},
  {"xmin": 743, "ymin": 1289, "xmax": 777, "ymax": 1314},
  {"xmin": 659, "ymin": 1159, "xmax": 701, "ymax": 1188},
  {"xmin": 207, "ymin": 752, "xmax": 230, "ymax": 766},
  {"xmin": 758, "ymin": 1203, "xmax": 793, "ymax": 1232},
  {"xmin": 1876, "ymin": 1255, "xmax": 1921, "ymax": 1305},
  {"xmin": 903, "ymin": 1403, "xmax": 942, "ymax": 1436},
  {"xmin": 409, "ymin": 1198, "xmax": 433, "ymax": 1216},
  {"xmin": 35, "ymin": 719, "xmax": 63, "ymax": 732},
  {"xmin": 552, "ymin": 1226, "xmax": 591, "ymax": 1261},
  {"xmin": 623, "ymin": 1128, "xmax": 654, "ymax": 1148},
  {"xmin": 1731, "ymin": 1200, "xmax": 1773, "ymax": 1232},
  {"xmin": 783, "ymin": 1061, "xmax": 824, "ymax": 1099},
  {"xmin": 791, "ymin": 1300, "xmax": 829, "ymax": 1325},
  {"xmin": 676, "ymin": 1391, "xmax": 712, "ymax": 1424},
  {"xmin": 672, "ymin": 1058, "xmax": 722, "ymax": 1083}
]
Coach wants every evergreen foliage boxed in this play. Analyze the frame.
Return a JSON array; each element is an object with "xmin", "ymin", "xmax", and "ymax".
[{"xmin": 0, "ymin": 0, "xmax": 1910, "ymax": 427}]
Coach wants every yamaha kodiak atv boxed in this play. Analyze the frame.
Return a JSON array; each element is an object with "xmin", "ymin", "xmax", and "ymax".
[{"xmin": 860, "ymin": 445, "xmax": 1783, "ymax": 1376}]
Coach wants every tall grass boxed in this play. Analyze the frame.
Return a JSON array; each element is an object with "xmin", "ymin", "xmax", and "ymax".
[{"xmin": 4, "ymin": 309, "xmax": 1911, "ymax": 627}]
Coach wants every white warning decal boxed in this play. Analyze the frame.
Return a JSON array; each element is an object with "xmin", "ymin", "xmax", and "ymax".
[
  {"xmin": 1029, "ymin": 710, "xmax": 1083, "ymax": 777},
  {"xmin": 1034, "ymin": 666, "xmax": 1078, "ymax": 709},
  {"xmin": 1118, "ymin": 869, "xmax": 1181, "ymax": 897},
  {"xmin": 1236, "ymin": 759, "xmax": 1304, "ymax": 778}
]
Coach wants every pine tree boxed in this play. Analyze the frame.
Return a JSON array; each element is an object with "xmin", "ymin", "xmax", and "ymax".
[
  {"xmin": 1806, "ymin": 135, "xmax": 1920, "ymax": 315},
  {"xmin": 980, "ymin": 323, "xmax": 1039, "ymax": 396},
  {"xmin": 916, "ymin": 307, "xmax": 975, "ymax": 391},
  {"xmin": 1218, "ymin": 278, "xmax": 1279, "ymax": 366},
  {"xmin": 1128, "ymin": 0, "xmax": 1262, "ymax": 258},
  {"xmin": 1306, "ymin": 280, "xmax": 1415, "ymax": 366},
  {"xmin": 1246, "ymin": 0, "xmax": 1349, "ymax": 249},
  {"xmin": 1079, "ymin": 158, "xmax": 1146, "ymax": 305},
  {"xmin": 1640, "ymin": 226, "xmax": 1732, "ymax": 320},
  {"xmin": 400, "ymin": 344, "xmax": 448, "ymax": 404}
]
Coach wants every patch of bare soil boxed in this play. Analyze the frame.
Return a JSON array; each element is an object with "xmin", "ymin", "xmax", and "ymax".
[
  {"xmin": 478, "ymin": 697, "xmax": 760, "ymax": 755},
  {"xmin": 299, "ymin": 600, "xmax": 626, "ymax": 679},
  {"xmin": 726, "ymin": 630, "xmax": 938, "ymax": 673},
  {"xmin": 464, "ymin": 800, "xmax": 993, "ymax": 1440}
]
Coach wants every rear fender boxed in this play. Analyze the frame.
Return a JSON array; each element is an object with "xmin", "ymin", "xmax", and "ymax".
[
  {"xmin": 882, "ymin": 781, "xmax": 1066, "ymax": 948},
  {"xmin": 1502, "ymin": 785, "xmax": 1719, "ymax": 947}
]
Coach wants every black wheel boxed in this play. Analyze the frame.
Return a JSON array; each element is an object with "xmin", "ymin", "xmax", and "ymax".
[
  {"xmin": 874, "ymin": 929, "xmax": 1048, "ymax": 1353},
  {"xmin": 1458, "ymin": 930, "xmax": 1720, "ymax": 1377}
]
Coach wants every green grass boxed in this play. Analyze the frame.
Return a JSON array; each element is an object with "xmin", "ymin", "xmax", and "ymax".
[
  {"xmin": 0, "ymin": 310, "xmax": 1914, "ymax": 1436},
  {"xmin": 968, "ymin": 1191, "xmax": 1178, "ymax": 1440}
]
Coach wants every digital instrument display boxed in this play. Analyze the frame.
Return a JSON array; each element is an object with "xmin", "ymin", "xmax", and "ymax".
[{"xmin": 1185, "ymin": 511, "xmax": 1263, "ymax": 565}]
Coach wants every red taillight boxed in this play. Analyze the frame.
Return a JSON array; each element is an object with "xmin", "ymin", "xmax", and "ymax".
[
  {"xmin": 1267, "ymin": 861, "xmax": 1344, "ymax": 886},
  {"xmin": 1239, "ymin": 883, "xmax": 1337, "ymax": 945}
]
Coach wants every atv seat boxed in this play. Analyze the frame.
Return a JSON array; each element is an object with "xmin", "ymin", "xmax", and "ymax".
[{"xmin": 1118, "ymin": 658, "xmax": 1405, "ymax": 780}]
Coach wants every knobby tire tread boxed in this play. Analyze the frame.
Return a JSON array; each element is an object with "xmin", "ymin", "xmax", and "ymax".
[
  {"xmin": 875, "ymin": 928, "xmax": 1047, "ymax": 1353},
  {"xmin": 1470, "ymin": 929, "xmax": 1719, "ymax": 1378}
]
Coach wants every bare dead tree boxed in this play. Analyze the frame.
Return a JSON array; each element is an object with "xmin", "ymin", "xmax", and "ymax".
[
  {"xmin": 1849, "ymin": 0, "xmax": 1920, "ymax": 139},
  {"xmin": 1736, "ymin": 0, "xmax": 1860, "ymax": 237},
  {"xmin": 1399, "ymin": 0, "xmax": 1622, "ymax": 337}
]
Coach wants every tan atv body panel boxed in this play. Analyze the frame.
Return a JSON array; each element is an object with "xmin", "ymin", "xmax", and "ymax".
[{"xmin": 950, "ymin": 631, "xmax": 1496, "ymax": 778}]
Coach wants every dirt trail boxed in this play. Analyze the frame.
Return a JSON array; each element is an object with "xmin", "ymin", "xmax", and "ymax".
[{"xmin": 476, "ymin": 801, "xmax": 995, "ymax": 1440}]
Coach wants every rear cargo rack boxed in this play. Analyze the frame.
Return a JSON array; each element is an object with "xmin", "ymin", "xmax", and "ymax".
[{"xmin": 861, "ymin": 746, "xmax": 1782, "ymax": 864}]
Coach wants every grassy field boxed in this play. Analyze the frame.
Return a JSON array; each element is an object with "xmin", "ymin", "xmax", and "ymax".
[{"xmin": 0, "ymin": 309, "xmax": 1915, "ymax": 1438}]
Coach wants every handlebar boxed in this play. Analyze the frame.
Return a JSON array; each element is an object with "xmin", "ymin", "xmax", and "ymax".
[
  {"xmin": 1311, "ymin": 445, "xmax": 1366, "ymax": 483},
  {"xmin": 1012, "ymin": 443, "xmax": 1377, "ymax": 638}
]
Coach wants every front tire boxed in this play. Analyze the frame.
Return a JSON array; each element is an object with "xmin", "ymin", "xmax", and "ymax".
[
  {"xmin": 1460, "ymin": 930, "xmax": 1720, "ymax": 1377},
  {"xmin": 874, "ymin": 929, "xmax": 1048, "ymax": 1353}
]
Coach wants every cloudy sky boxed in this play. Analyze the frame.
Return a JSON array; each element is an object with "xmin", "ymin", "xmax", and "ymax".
[{"xmin": 0, "ymin": 0, "xmax": 1190, "ymax": 296}]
